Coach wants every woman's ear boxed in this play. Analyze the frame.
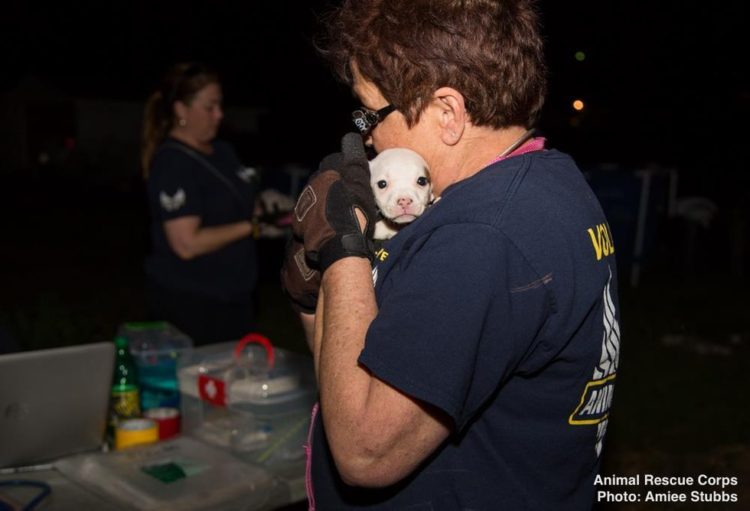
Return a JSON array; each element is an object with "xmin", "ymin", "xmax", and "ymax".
[
  {"xmin": 433, "ymin": 87, "xmax": 467, "ymax": 146},
  {"xmin": 173, "ymin": 100, "xmax": 188, "ymax": 124}
]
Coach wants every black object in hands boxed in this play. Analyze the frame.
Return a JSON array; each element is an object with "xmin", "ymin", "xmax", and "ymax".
[
  {"xmin": 291, "ymin": 133, "xmax": 377, "ymax": 272},
  {"xmin": 318, "ymin": 133, "xmax": 378, "ymax": 236}
]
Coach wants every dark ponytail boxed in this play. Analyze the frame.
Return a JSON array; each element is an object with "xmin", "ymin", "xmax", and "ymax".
[{"xmin": 141, "ymin": 90, "xmax": 170, "ymax": 177}]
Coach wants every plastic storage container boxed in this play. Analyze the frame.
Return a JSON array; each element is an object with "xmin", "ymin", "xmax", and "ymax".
[
  {"xmin": 118, "ymin": 322, "xmax": 193, "ymax": 411},
  {"xmin": 178, "ymin": 334, "xmax": 316, "ymax": 474},
  {"xmin": 55, "ymin": 435, "xmax": 289, "ymax": 511}
]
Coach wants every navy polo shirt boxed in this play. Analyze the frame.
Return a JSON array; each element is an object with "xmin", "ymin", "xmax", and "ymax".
[{"xmin": 145, "ymin": 138, "xmax": 258, "ymax": 302}]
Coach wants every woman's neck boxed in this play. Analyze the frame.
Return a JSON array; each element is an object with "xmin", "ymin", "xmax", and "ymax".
[{"xmin": 430, "ymin": 125, "xmax": 528, "ymax": 197}]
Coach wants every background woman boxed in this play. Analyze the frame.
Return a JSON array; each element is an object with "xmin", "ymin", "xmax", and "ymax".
[{"xmin": 141, "ymin": 62, "xmax": 258, "ymax": 345}]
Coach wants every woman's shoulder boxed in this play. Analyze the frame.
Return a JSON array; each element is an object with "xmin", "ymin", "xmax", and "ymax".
[
  {"xmin": 155, "ymin": 137, "xmax": 218, "ymax": 167},
  {"xmin": 153, "ymin": 138, "xmax": 193, "ymax": 160},
  {"xmin": 149, "ymin": 139, "xmax": 201, "ymax": 180},
  {"xmin": 156, "ymin": 137, "xmax": 201, "ymax": 156}
]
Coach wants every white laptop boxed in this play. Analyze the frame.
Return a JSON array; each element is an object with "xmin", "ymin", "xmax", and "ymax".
[{"xmin": 0, "ymin": 342, "xmax": 114, "ymax": 468}]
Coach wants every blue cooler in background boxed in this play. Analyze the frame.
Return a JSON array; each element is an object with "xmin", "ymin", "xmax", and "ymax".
[{"xmin": 118, "ymin": 322, "xmax": 193, "ymax": 411}]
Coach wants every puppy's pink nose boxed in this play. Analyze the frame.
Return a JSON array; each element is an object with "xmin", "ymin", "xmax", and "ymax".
[{"xmin": 397, "ymin": 197, "xmax": 413, "ymax": 208}]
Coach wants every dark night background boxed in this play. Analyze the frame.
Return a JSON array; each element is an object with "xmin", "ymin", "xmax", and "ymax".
[
  {"xmin": 2, "ymin": 1, "xmax": 746, "ymax": 170},
  {"xmin": 1, "ymin": 1, "xmax": 748, "ymax": 509}
]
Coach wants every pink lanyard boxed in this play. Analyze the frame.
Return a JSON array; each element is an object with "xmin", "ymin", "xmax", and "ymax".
[{"xmin": 488, "ymin": 137, "xmax": 546, "ymax": 166}]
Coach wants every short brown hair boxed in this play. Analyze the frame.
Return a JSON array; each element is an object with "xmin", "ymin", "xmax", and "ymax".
[{"xmin": 318, "ymin": 0, "xmax": 547, "ymax": 129}]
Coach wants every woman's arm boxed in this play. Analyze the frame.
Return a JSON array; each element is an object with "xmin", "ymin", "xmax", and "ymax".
[
  {"xmin": 316, "ymin": 257, "xmax": 450, "ymax": 488},
  {"xmin": 163, "ymin": 216, "xmax": 253, "ymax": 259}
]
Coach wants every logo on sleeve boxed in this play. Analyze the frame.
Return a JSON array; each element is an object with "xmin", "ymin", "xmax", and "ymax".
[
  {"xmin": 159, "ymin": 189, "xmax": 186, "ymax": 212},
  {"xmin": 237, "ymin": 166, "xmax": 258, "ymax": 183},
  {"xmin": 569, "ymin": 267, "xmax": 621, "ymax": 456}
]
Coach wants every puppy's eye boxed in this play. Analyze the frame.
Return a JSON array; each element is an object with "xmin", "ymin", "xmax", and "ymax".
[
  {"xmin": 377, "ymin": 180, "xmax": 387, "ymax": 189},
  {"xmin": 417, "ymin": 177, "xmax": 428, "ymax": 186}
]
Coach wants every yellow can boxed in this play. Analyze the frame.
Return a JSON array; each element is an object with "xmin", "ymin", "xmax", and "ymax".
[{"xmin": 115, "ymin": 418, "xmax": 159, "ymax": 450}]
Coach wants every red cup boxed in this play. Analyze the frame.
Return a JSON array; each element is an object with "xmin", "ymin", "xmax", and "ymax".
[{"xmin": 144, "ymin": 407, "xmax": 181, "ymax": 440}]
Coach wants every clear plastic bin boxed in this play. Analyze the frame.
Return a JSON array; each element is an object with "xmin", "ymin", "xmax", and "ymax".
[
  {"xmin": 178, "ymin": 334, "xmax": 316, "ymax": 473},
  {"xmin": 118, "ymin": 321, "xmax": 193, "ymax": 410},
  {"xmin": 55, "ymin": 436, "xmax": 289, "ymax": 511}
]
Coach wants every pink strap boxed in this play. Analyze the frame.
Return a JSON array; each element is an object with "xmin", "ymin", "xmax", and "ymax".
[
  {"xmin": 305, "ymin": 402, "xmax": 320, "ymax": 510},
  {"xmin": 488, "ymin": 137, "xmax": 546, "ymax": 166}
]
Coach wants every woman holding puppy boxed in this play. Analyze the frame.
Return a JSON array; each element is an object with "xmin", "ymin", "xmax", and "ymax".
[
  {"xmin": 283, "ymin": 0, "xmax": 622, "ymax": 508},
  {"xmin": 141, "ymin": 62, "xmax": 258, "ymax": 346}
]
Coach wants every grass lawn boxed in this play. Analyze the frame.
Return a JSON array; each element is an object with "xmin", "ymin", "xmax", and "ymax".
[{"xmin": 597, "ymin": 275, "xmax": 749, "ymax": 510}]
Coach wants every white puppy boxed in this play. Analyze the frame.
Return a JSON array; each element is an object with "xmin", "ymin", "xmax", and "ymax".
[{"xmin": 369, "ymin": 148, "xmax": 433, "ymax": 240}]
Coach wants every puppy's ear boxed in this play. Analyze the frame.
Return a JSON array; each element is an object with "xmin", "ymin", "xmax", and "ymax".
[{"xmin": 368, "ymin": 161, "xmax": 380, "ymax": 183}]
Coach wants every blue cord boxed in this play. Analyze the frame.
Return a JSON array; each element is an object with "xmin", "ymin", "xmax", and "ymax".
[{"xmin": 0, "ymin": 480, "xmax": 52, "ymax": 511}]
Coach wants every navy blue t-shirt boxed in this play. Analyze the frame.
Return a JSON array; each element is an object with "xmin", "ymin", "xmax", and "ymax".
[
  {"xmin": 145, "ymin": 138, "xmax": 258, "ymax": 302},
  {"xmin": 310, "ymin": 149, "xmax": 621, "ymax": 509}
]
